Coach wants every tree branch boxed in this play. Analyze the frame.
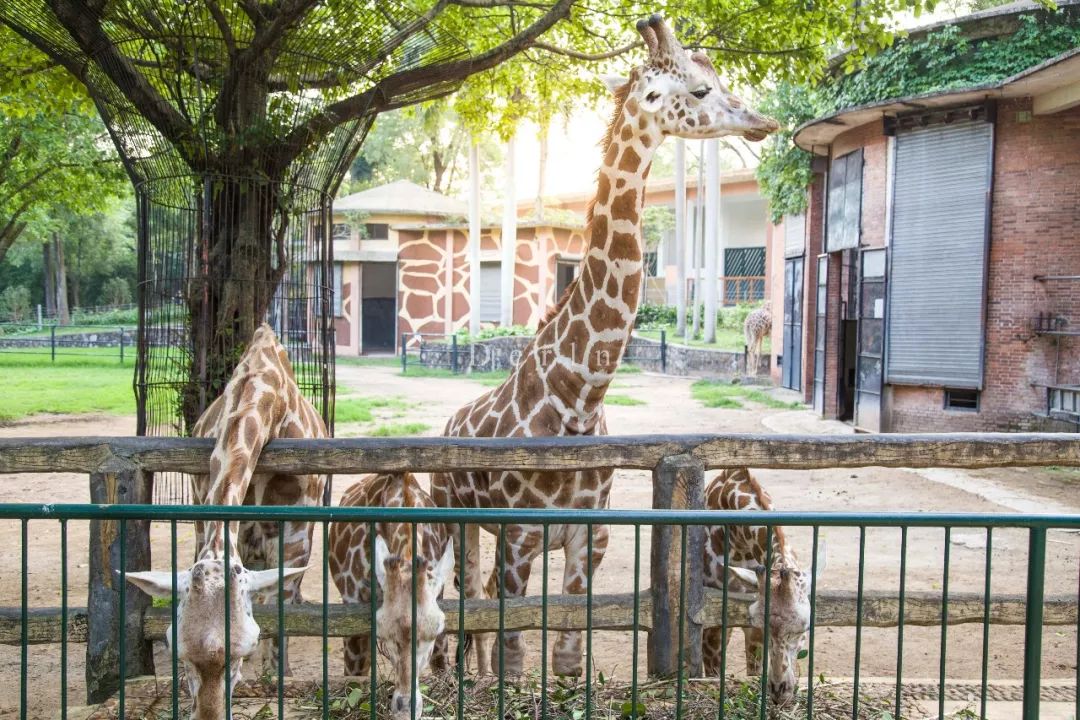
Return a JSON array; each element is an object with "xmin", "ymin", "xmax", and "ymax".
[
  {"xmin": 205, "ymin": 0, "xmax": 237, "ymax": 56},
  {"xmin": 242, "ymin": 0, "xmax": 320, "ymax": 60},
  {"xmin": 529, "ymin": 39, "xmax": 641, "ymax": 61},
  {"xmin": 43, "ymin": 0, "xmax": 202, "ymax": 169},
  {"xmin": 281, "ymin": 0, "xmax": 574, "ymax": 160}
]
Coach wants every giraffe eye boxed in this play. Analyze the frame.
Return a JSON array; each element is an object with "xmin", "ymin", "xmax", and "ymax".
[{"xmin": 691, "ymin": 87, "xmax": 710, "ymax": 99}]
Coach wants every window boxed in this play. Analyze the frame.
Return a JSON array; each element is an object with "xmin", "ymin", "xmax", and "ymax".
[
  {"xmin": 555, "ymin": 259, "xmax": 579, "ymax": 299},
  {"xmin": 332, "ymin": 263, "xmax": 343, "ymax": 317},
  {"xmin": 826, "ymin": 150, "xmax": 862, "ymax": 252},
  {"xmin": 332, "ymin": 223, "xmax": 350, "ymax": 242},
  {"xmin": 364, "ymin": 223, "xmax": 389, "ymax": 240},
  {"xmin": 784, "ymin": 212, "xmax": 806, "ymax": 258},
  {"xmin": 945, "ymin": 388, "xmax": 979, "ymax": 411}
]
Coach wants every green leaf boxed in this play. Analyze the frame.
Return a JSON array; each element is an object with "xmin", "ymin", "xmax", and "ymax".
[{"xmin": 797, "ymin": 649, "xmax": 809, "ymax": 660}]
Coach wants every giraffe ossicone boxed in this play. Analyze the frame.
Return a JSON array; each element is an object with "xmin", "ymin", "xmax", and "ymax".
[
  {"xmin": 433, "ymin": 14, "xmax": 779, "ymax": 680},
  {"xmin": 127, "ymin": 323, "xmax": 327, "ymax": 720}
]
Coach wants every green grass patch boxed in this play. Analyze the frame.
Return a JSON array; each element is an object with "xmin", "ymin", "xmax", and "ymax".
[
  {"xmin": 690, "ymin": 380, "xmax": 802, "ymax": 410},
  {"xmin": 605, "ymin": 394, "xmax": 645, "ymax": 406},
  {"xmin": 0, "ymin": 351, "xmax": 135, "ymax": 422},
  {"xmin": 401, "ymin": 365, "xmax": 510, "ymax": 387},
  {"xmin": 365, "ymin": 422, "xmax": 431, "ymax": 437},
  {"xmin": 617, "ymin": 363, "xmax": 642, "ymax": 374},
  {"xmin": 335, "ymin": 355, "xmax": 401, "ymax": 368},
  {"xmin": 334, "ymin": 396, "xmax": 410, "ymax": 424}
]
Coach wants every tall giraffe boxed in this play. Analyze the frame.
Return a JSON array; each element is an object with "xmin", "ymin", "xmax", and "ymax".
[
  {"xmin": 127, "ymin": 323, "xmax": 327, "ymax": 720},
  {"xmin": 329, "ymin": 472, "xmax": 454, "ymax": 720},
  {"xmin": 431, "ymin": 14, "xmax": 779, "ymax": 678},
  {"xmin": 743, "ymin": 305, "xmax": 772, "ymax": 375},
  {"xmin": 703, "ymin": 467, "xmax": 823, "ymax": 708}
]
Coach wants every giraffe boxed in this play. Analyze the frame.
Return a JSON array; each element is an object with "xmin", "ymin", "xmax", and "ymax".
[
  {"xmin": 703, "ymin": 467, "xmax": 824, "ymax": 708},
  {"xmin": 328, "ymin": 472, "xmax": 454, "ymax": 720},
  {"xmin": 126, "ymin": 323, "xmax": 327, "ymax": 720},
  {"xmin": 431, "ymin": 14, "xmax": 779, "ymax": 678},
  {"xmin": 743, "ymin": 305, "xmax": 772, "ymax": 376}
]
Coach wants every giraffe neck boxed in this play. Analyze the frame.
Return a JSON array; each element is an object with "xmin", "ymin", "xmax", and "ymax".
[{"xmin": 533, "ymin": 92, "xmax": 662, "ymax": 418}]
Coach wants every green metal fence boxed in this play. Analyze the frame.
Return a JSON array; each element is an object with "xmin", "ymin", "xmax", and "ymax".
[{"xmin": 0, "ymin": 434, "xmax": 1079, "ymax": 719}]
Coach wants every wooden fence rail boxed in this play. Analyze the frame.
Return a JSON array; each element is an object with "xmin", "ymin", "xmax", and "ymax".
[
  {"xmin": 1, "ymin": 433, "xmax": 1079, "ymax": 475},
  {"xmin": 2, "ymin": 589, "xmax": 1074, "ymax": 646}
]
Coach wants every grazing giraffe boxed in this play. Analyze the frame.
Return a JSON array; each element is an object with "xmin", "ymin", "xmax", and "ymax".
[
  {"xmin": 329, "ymin": 473, "xmax": 454, "ymax": 720},
  {"xmin": 743, "ymin": 306, "xmax": 772, "ymax": 375},
  {"xmin": 431, "ymin": 14, "xmax": 779, "ymax": 678},
  {"xmin": 126, "ymin": 323, "xmax": 327, "ymax": 720},
  {"xmin": 703, "ymin": 467, "xmax": 823, "ymax": 708}
]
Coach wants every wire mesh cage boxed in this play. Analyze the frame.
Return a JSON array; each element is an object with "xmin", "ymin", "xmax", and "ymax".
[{"xmin": 136, "ymin": 176, "xmax": 335, "ymax": 504}]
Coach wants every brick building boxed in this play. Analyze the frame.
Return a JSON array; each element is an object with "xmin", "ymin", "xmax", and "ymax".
[{"xmin": 770, "ymin": 7, "xmax": 1080, "ymax": 431}]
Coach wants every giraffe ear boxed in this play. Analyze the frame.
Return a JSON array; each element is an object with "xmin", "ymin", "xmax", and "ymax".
[
  {"xmin": 600, "ymin": 74, "xmax": 629, "ymax": 94},
  {"xmin": 248, "ymin": 566, "xmax": 307, "ymax": 593},
  {"xmin": 430, "ymin": 543, "xmax": 455, "ymax": 592},
  {"xmin": 720, "ymin": 563, "xmax": 759, "ymax": 588},
  {"xmin": 812, "ymin": 540, "xmax": 828, "ymax": 583},
  {"xmin": 126, "ymin": 570, "xmax": 189, "ymax": 599},
  {"xmin": 374, "ymin": 536, "xmax": 391, "ymax": 591}
]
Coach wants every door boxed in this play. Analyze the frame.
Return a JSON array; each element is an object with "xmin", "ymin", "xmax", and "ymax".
[
  {"xmin": 361, "ymin": 262, "xmax": 396, "ymax": 352},
  {"xmin": 812, "ymin": 256, "xmax": 827, "ymax": 413},
  {"xmin": 479, "ymin": 262, "xmax": 502, "ymax": 323},
  {"xmin": 855, "ymin": 248, "xmax": 887, "ymax": 431},
  {"xmin": 781, "ymin": 257, "xmax": 803, "ymax": 391}
]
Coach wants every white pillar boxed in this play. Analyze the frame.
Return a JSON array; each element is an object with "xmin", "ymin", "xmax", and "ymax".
[
  {"xmin": 443, "ymin": 233, "xmax": 454, "ymax": 335},
  {"xmin": 703, "ymin": 138, "xmax": 720, "ymax": 344},
  {"xmin": 691, "ymin": 141, "xmax": 704, "ymax": 339},
  {"xmin": 500, "ymin": 135, "xmax": 516, "ymax": 327},
  {"xmin": 674, "ymin": 138, "xmax": 687, "ymax": 337},
  {"xmin": 468, "ymin": 142, "xmax": 482, "ymax": 336}
]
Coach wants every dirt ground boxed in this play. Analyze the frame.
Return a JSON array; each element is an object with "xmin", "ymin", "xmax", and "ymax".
[{"xmin": 1, "ymin": 364, "xmax": 1078, "ymax": 718}]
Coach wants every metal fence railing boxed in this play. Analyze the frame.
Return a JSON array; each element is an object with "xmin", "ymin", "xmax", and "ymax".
[
  {"xmin": 0, "ymin": 434, "xmax": 1078, "ymax": 720},
  {"xmin": 0, "ymin": 323, "xmax": 134, "ymax": 363}
]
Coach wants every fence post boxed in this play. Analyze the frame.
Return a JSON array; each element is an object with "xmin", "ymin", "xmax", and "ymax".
[
  {"xmin": 51, "ymin": 325, "xmax": 56, "ymax": 362},
  {"xmin": 660, "ymin": 329, "xmax": 667, "ymax": 374},
  {"xmin": 1022, "ymin": 527, "xmax": 1047, "ymax": 720},
  {"xmin": 86, "ymin": 468, "xmax": 154, "ymax": 703},
  {"xmin": 118, "ymin": 327, "xmax": 124, "ymax": 364},
  {"xmin": 37, "ymin": 304, "xmax": 42, "ymax": 330},
  {"xmin": 451, "ymin": 334, "xmax": 458, "ymax": 373},
  {"xmin": 401, "ymin": 333, "xmax": 408, "ymax": 373},
  {"xmin": 649, "ymin": 453, "xmax": 705, "ymax": 677}
]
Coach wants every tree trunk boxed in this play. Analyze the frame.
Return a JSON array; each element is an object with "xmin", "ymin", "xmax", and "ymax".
[
  {"xmin": 43, "ymin": 239, "xmax": 56, "ymax": 319},
  {"xmin": 54, "ymin": 231, "xmax": 70, "ymax": 325},
  {"xmin": 180, "ymin": 175, "xmax": 292, "ymax": 432},
  {"xmin": 535, "ymin": 121, "xmax": 549, "ymax": 221},
  {"xmin": 0, "ymin": 221, "xmax": 25, "ymax": 266}
]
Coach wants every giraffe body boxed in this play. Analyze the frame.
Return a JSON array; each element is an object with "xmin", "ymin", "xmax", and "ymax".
[
  {"xmin": 703, "ymin": 468, "xmax": 812, "ymax": 708},
  {"xmin": 329, "ymin": 472, "xmax": 454, "ymax": 720},
  {"xmin": 126, "ymin": 323, "xmax": 327, "ymax": 720},
  {"xmin": 743, "ymin": 306, "xmax": 772, "ymax": 375},
  {"xmin": 432, "ymin": 14, "xmax": 779, "ymax": 679}
]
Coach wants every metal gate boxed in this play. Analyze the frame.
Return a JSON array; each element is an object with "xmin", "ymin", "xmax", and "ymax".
[{"xmin": 782, "ymin": 257, "xmax": 804, "ymax": 391}]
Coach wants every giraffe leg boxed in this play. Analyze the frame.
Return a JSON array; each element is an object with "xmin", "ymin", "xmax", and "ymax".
[
  {"xmin": 488, "ymin": 525, "xmax": 540, "ymax": 677},
  {"xmin": 344, "ymin": 634, "xmax": 371, "ymax": 677},
  {"xmin": 552, "ymin": 523, "xmax": 609, "ymax": 678},
  {"xmin": 743, "ymin": 626, "xmax": 764, "ymax": 676},
  {"xmin": 703, "ymin": 627, "xmax": 725, "ymax": 677},
  {"xmin": 457, "ymin": 523, "xmax": 490, "ymax": 675}
]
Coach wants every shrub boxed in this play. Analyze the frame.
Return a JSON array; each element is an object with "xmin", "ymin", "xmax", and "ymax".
[
  {"xmin": 100, "ymin": 277, "xmax": 132, "ymax": 306},
  {"xmin": 636, "ymin": 302, "xmax": 764, "ymax": 332},
  {"xmin": 0, "ymin": 286, "xmax": 31, "ymax": 323}
]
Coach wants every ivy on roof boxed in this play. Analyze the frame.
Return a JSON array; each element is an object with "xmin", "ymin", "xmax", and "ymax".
[{"xmin": 756, "ymin": 7, "xmax": 1080, "ymax": 223}]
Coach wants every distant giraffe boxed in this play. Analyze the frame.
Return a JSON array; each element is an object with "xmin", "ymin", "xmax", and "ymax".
[
  {"xmin": 126, "ymin": 323, "xmax": 326, "ymax": 720},
  {"xmin": 743, "ymin": 305, "xmax": 771, "ymax": 375},
  {"xmin": 431, "ymin": 14, "xmax": 779, "ymax": 679},
  {"xmin": 703, "ymin": 467, "xmax": 823, "ymax": 708}
]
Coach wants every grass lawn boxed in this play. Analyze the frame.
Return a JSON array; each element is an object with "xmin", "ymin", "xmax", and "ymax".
[
  {"xmin": 0, "ymin": 351, "xmax": 136, "ymax": 422},
  {"xmin": 336, "ymin": 355, "xmax": 400, "ymax": 368},
  {"xmin": 690, "ymin": 379, "xmax": 802, "ymax": 410},
  {"xmin": 605, "ymin": 393, "xmax": 645, "ymax": 406},
  {"xmin": 636, "ymin": 325, "xmax": 769, "ymax": 354},
  {"xmin": 334, "ymin": 396, "xmax": 411, "ymax": 423}
]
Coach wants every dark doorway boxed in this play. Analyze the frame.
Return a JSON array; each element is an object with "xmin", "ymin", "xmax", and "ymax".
[
  {"xmin": 782, "ymin": 257, "xmax": 804, "ymax": 391},
  {"xmin": 854, "ymin": 248, "xmax": 887, "ymax": 431},
  {"xmin": 361, "ymin": 262, "xmax": 396, "ymax": 353},
  {"xmin": 555, "ymin": 259, "xmax": 578, "ymax": 299},
  {"xmin": 840, "ymin": 319, "xmax": 857, "ymax": 421}
]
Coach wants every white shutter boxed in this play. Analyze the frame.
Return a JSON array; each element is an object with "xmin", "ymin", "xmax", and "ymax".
[
  {"xmin": 479, "ymin": 262, "xmax": 502, "ymax": 322},
  {"xmin": 784, "ymin": 213, "xmax": 805, "ymax": 258}
]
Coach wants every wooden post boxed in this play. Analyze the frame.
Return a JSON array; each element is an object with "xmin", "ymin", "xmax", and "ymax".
[
  {"xmin": 86, "ymin": 468, "xmax": 154, "ymax": 703},
  {"xmin": 649, "ymin": 454, "xmax": 705, "ymax": 677}
]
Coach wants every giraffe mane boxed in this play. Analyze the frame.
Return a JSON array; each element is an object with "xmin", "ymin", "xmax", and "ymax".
[{"xmin": 536, "ymin": 79, "xmax": 632, "ymax": 333}]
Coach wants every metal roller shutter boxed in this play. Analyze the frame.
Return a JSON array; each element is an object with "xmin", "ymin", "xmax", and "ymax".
[
  {"xmin": 479, "ymin": 262, "xmax": 502, "ymax": 322},
  {"xmin": 886, "ymin": 119, "xmax": 993, "ymax": 388},
  {"xmin": 784, "ymin": 213, "xmax": 805, "ymax": 258}
]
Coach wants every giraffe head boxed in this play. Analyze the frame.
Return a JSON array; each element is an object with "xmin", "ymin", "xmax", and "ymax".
[
  {"xmin": 127, "ymin": 556, "xmax": 306, "ymax": 720},
  {"xmin": 605, "ymin": 15, "xmax": 778, "ymax": 142},
  {"xmin": 727, "ymin": 559, "xmax": 816, "ymax": 707},
  {"xmin": 374, "ymin": 536, "xmax": 455, "ymax": 720}
]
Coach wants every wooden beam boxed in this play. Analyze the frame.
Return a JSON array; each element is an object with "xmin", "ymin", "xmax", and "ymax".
[
  {"xmin": 1033, "ymin": 80, "xmax": 1080, "ymax": 115},
  {"xmin": 1, "ymin": 433, "xmax": 1079, "ymax": 475},
  {"xmin": 2, "ymin": 590, "xmax": 1073, "ymax": 646}
]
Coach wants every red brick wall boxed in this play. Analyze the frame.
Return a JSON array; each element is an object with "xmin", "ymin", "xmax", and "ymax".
[
  {"xmin": 802, "ymin": 173, "xmax": 825, "ymax": 406},
  {"xmin": 889, "ymin": 100, "xmax": 1080, "ymax": 431}
]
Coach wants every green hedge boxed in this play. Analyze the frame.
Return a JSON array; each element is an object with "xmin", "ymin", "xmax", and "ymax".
[{"xmin": 635, "ymin": 302, "xmax": 761, "ymax": 332}]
